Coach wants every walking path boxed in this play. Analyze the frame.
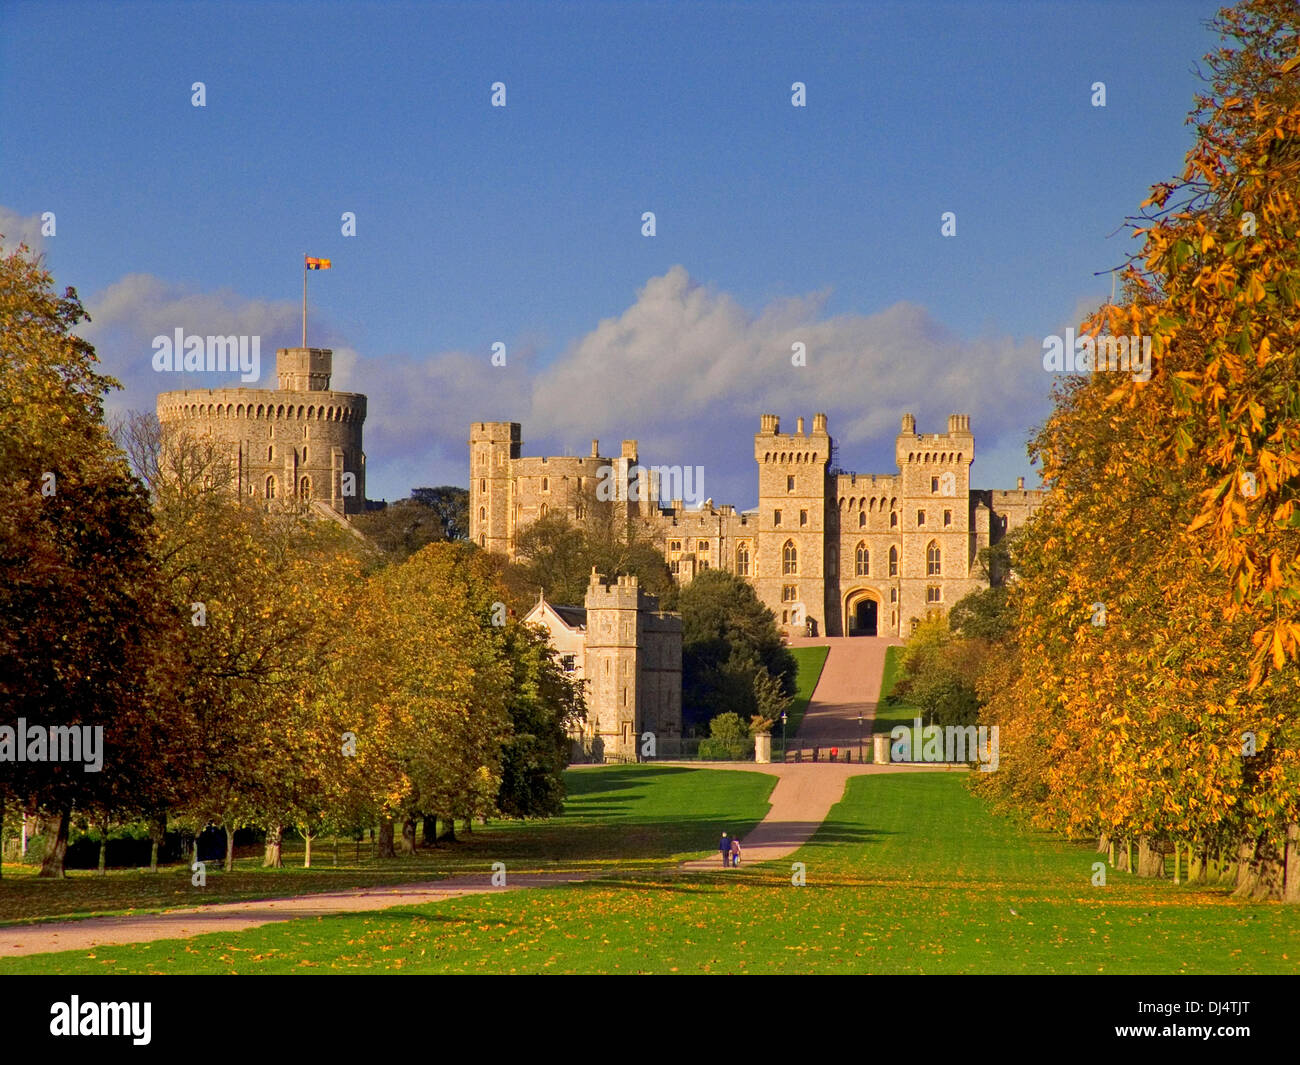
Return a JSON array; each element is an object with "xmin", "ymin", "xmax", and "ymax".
[
  {"xmin": 1, "ymin": 635, "xmax": 936, "ymax": 958},
  {"xmin": 786, "ymin": 635, "xmax": 902, "ymax": 742}
]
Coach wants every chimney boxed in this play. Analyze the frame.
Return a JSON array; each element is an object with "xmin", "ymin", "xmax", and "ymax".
[
  {"xmin": 812, "ymin": 413, "xmax": 827, "ymax": 433},
  {"xmin": 1017, "ymin": 476, "xmax": 1024, "ymax": 490},
  {"xmin": 591, "ymin": 439, "xmax": 599, "ymax": 458}
]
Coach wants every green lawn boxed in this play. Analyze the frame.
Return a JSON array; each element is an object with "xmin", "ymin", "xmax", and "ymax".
[
  {"xmin": 5, "ymin": 769, "xmax": 1296, "ymax": 975},
  {"xmin": 784, "ymin": 644, "xmax": 829, "ymax": 734},
  {"xmin": 0, "ymin": 766, "xmax": 775, "ymax": 927},
  {"xmin": 873, "ymin": 644, "xmax": 921, "ymax": 736}
]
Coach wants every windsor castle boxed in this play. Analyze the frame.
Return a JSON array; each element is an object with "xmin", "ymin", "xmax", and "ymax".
[{"xmin": 470, "ymin": 413, "xmax": 1045, "ymax": 640}]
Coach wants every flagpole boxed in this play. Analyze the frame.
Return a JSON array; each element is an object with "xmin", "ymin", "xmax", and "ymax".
[{"xmin": 302, "ymin": 253, "xmax": 307, "ymax": 348}]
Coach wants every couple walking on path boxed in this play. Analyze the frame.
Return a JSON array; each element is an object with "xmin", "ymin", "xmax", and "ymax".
[{"xmin": 718, "ymin": 831, "xmax": 741, "ymax": 868}]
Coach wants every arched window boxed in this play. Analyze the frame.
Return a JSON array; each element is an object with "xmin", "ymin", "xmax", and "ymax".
[
  {"xmin": 302, "ymin": 447, "xmax": 308, "ymax": 463},
  {"xmin": 480, "ymin": 478, "xmax": 486, "ymax": 493},
  {"xmin": 782, "ymin": 540, "xmax": 798, "ymax": 575},
  {"xmin": 888, "ymin": 545, "xmax": 898, "ymax": 576},
  {"xmin": 858, "ymin": 510, "xmax": 866, "ymax": 528},
  {"xmin": 542, "ymin": 477, "xmax": 549, "ymax": 491},
  {"xmin": 265, "ymin": 475, "xmax": 276, "ymax": 500},
  {"xmin": 479, "ymin": 506, "xmax": 486, "ymax": 521},
  {"xmin": 890, "ymin": 510, "xmax": 898, "ymax": 528},
  {"xmin": 299, "ymin": 476, "xmax": 311, "ymax": 500},
  {"xmin": 267, "ymin": 445, "xmax": 273, "ymax": 461},
  {"xmin": 927, "ymin": 541, "xmax": 941, "ymax": 576},
  {"xmin": 855, "ymin": 542, "xmax": 869, "ymax": 576},
  {"xmin": 736, "ymin": 541, "xmax": 750, "ymax": 576},
  {"xmin": 540, "ymin": 503, "xmax": 549, "ymax": 518}
]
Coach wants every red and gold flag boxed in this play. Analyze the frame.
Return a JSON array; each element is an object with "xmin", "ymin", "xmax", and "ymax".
[{"xmin": 305, "ymin": 257, "xmax": 332, "ymax": 270}]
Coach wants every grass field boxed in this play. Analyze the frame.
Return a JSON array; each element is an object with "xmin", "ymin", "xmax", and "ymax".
[
  {"xmin": 873, "ymin": 644, "xmax": 921, "ymax": 736},
  {"xmin": 0, "ymin": 766, "xmax": 775, "ymax": 927},
  {"xmin": 784, "ymin": 644, "xmax": 829, "ymax": 734},
  {"xmin": 4, "ymin": 768, "xmax": 1296, "ymax": 975}
]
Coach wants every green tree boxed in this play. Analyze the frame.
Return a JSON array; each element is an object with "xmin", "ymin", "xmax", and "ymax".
[{"xmin": 678, "ymin": 569, "xmax": 795, "ymax": 732}]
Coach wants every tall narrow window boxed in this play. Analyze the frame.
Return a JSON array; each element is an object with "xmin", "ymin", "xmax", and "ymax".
[
  {"xmin": 859, "ymin": 510, "xmax": 866, "ymax": 528},
  {"xmin": 265, "ymin": 475, "xmax": 276, "ymax": 500},
  {"xmin": 774, "ymin": 510, "xmax": 782, "ymax": 526},
  {"xmin": 783, "ymin": 540, "xmax": 798, "ymax": 575},
  {"xmin": 855, "ymin": 542, "xmax": 869, "ymax": 576},
  {"xmin": 927, "ymin": 541, "xmax": 941, "ymax": 576},
  {"xmin": 736, "ymin": 542, "xmax": 750, "ymax": 576},
  {"xmin": 300, "ymin": 476, "xmax": 311, "ymax": 499},
  {"xmin": 888, "ymin": 545, "xmax": 898, "ymax": 576}
]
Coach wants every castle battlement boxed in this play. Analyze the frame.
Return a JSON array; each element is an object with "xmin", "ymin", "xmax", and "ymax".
[{"xmin": 473, "ymin": 411, "xmax": 1045, "ymax": 637}]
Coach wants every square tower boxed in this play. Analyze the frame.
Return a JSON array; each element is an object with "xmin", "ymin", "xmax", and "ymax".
[
  {"xmin": 753, "ymin": 413, "xmax": 831, "ymax": 637},
  {"xmin": 469, "ymin": 422, "xmax": 521, "ymax": 553}
]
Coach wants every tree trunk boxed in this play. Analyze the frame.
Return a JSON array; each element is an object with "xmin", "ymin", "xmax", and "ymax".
[
  {"xmin": 1284, "ymin": 823, "xmax": 1299, "ymax": 904},
  {"xmin": 303, "ymin": 831, "xmax": 314, "ymax": 869},
  {"xmin": 262, "ymin": 823, "xmax": 283, "ymax": 868},
  {"xmin": 38, "ymin": 809, "xmax": 71, "ymax": 878},
  {"xmin": 1136, "ymin": 836, "xmax": 1164, "ymax": 878},
  {"xmin": 148, "ymin": 811, "xmax": 165, "ymax": 873},
  {"xmin": 439, "ymin": 815, "xmax": 456, "ymax": 843},
  {"xmin": 1232, "ymin": 835, "xmax": 1257, "ymax": 895},
  {"xmin": 97, "ymin": 815, "xmax": 110, "ymax": 876},
  {"xmin": 224, "ymin": 825, "xmax": 236, "ymax": 873},
  {"xmin": 377, "ymin": 818, "xmax": 396, "ymax": 858},
  {"xmin": 463, "ymin": 815, "xmax": 472, "ymax": 835},
  {"xmin": 400, "ymin": 817, "xmax": 416, "ymax": 855},
  {"xmin": 1096, "ymin": 833, "xmax": 1109, "ymax": 854},
  {"xmin": 1114, "ymin": 839, "xmax": 1130, "ymax": 873},
  {"xmin": 422, "ymin": 815, "xmax": 438, "ymax": 847}
]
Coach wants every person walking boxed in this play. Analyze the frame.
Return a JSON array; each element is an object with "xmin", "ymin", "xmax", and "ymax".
[
  {"xmin": 719, "ymin": 831, "xmax": 731, "ymax": 868},
  {"xmin": 730, "ymin": 837, "xmax": 741, "ymax": 868}
]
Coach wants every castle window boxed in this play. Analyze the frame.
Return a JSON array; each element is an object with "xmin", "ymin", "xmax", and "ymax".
[
  {"xmin": 931, "ymin": 477, "xmax": 939, "ymax": 493},
  {"xmin": 774, "ymin": 510, "xmax": 782, "ymax": 526},
  {"xmin": 890, "ymin": 587, "xmax": 897, "ymax": 603},
  {"xmin": 697, "ymin": 539, "xmax": 709, "ymax": 554},
  {"xmin": 302, "ymin": 447, "xmax": 308, "ymax": 462},
  {"xmin": 782, "ymin": 540, "xmax": 798, "ymax": 575},
  {"xmin": 540, "ymin": 503, "xmax": 548, "ymax": 518},
  {"xmin": 855, "ymin": 543, "xmax": 869, "ymax": 576},
  {"xmin": 787, "ymin": 475, "xmax": 795, "ymax": 492},
  {"xmin": 927, "ymin": 586, "xmax": 942, "ymax": 604},
  {"xmin": 736, "ymin": 542, "xmax": 750, "ymax": 576},
  {"xmin": 858, "ymin": 511, "xmax": 866, "ymax": 528},
  {"xmin": 479, "ymin": 506, "xmax": 486, "ymax": 521},
  {"xmin": 944, "ymin": 509, "xmax": 952, "ymax": 527},
  {"xmin": 917, "ymin": 510, "xmax": 926, "ymax": 526},
  {"xmin": 267, "ymin": 445, "xmax": 274, "ymax": 461},
  {"xmin": 480, "ymin": 478, "xmax": 486, "ymax": 493},
  {"xmin": 479, "ymin": 452, "xmax": 486, "ymax": 465},
  {"xmin": 782, "ymin": 585, "xmax": 797, "ymax": 602},
  {"xmin": 576, "ymin": 504, "xmax": 585, "ymax": 520},
  {"xmin": 265, "ymin": 476, "xmax": 276, "ymax": 500},
  {"xmin": 671, "ymin": 560, "xmax": 680, "ymax": 574},
  {"xmin": 889, "ymin": 546, "xmax": 898, "ymax": 577},
  {"xmin": 669, "ymin": 540, "xmax": 682, "ymax": 553},
  {"xmin": 927, "ymin": 541, "xmax": 941, "ymax": 576},
  {"xmin": 799, "ymin": 509, "xmax": 808, "ymax": 526},
  {"xmin": 890, "ymin": 511, "xmax": 898, "ymax": 528},
  {"xmin": 782, "ymin": 610, "xmax": 788, "ymax": 624},
  {"xmin": 480, "ymin": 534, "xmax": 486, "ymax": 547},
  {"xmin": 561, "ymin": 655, "xmax": 575, "ymax": 673},
  {"xmin": 542, "ymin": 477, "xmax": 549, "ymax": 492},
  {"xmin": 300, "ymin": 476, "xmax": 311, "ymax": 499}
]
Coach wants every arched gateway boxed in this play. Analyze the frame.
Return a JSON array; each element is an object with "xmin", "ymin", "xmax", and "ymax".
[{"xmin": 844, "ymin": 588, "xmax": 881, "ymax": 637}]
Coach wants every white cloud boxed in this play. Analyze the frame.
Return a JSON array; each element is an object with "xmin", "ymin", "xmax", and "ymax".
[
  {"xmin": 71, "ymin": 262, "xmax": 1053, "ymax": 504},
  {"xmin": 0, "ymin": 207, "xmax": 48, "ymax": 257}
]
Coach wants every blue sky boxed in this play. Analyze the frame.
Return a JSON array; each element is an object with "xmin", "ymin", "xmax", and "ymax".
[{"xmin": 1, "ymin": 0, "xmax": 1224, "ymax": 506}]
